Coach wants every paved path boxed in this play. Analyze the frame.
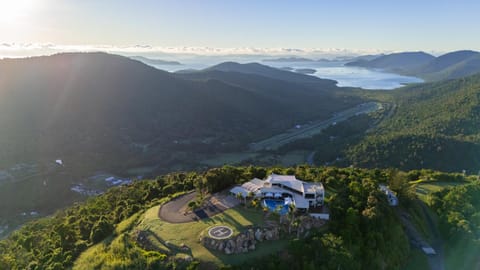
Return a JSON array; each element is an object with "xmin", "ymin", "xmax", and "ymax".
[
  {"xmin": 420, "ymin": 203, "xmax": 445, "ymax": 270},
  {"xmin": 159, "ymin": 191, "xmax": 240, "ymax": 223},
  {"xmin": 397, "ymin": 204, "xmax": 445, "ymax": 270}
]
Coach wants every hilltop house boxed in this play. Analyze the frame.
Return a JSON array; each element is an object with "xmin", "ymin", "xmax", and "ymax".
[{"xmin": 230, "ymin": 173, "xmax": 325, "ymax": 211}]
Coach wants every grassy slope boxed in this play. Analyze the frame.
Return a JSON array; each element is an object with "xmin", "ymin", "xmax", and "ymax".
[
  {"xmin": 138, "ymin": 205, "xmax": 287, "ymax": 266},
  {"xmin": 74, "ymin": 205, "xmax": 289, "ymax": 268}
]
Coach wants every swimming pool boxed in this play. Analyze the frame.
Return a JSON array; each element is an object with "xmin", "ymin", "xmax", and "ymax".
[{"xmin": 263, "ymin": 199, "xmax": 290, "ymax": 215}]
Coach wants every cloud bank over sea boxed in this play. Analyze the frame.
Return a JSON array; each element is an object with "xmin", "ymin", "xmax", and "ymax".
[{"xmin": 0, "ymin": 43, "xmax": 396, "ymax": 59}]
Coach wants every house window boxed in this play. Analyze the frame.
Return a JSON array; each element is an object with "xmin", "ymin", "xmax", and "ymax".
[{"xmin": 305, "ymin": 193, "xmax": 315, "ymax": 199}]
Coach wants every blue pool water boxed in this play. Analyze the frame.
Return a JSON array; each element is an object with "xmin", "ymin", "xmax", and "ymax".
[{"xmin": 263, "ymin": 199, "xmax": 289, "ymax": 215}]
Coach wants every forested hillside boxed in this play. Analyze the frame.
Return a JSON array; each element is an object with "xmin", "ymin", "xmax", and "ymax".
[
  {"xmin": 0, "ymin": 53, "xmax": 363, "ymax": 174},
  {"xmin": 0, "ymin": 165, "xmax": 416, "ymax": 270},
  {"xmin": 346, "ymin": 74, "xmax": 480, "ymax": 172},
  {"xmin": 416, "ymin": 50, "xmax": 480, "ymax": 81},
  {"xmin": 345, "ymin": 52, "xmax": 435, "ymax": 73},
  {"xmin": 429, "ymin": 181, "xmax": 480, "ymax": 269},
  {"xmin": 0, "ymin": 52, "xmax": 368, "ymax": 239}
]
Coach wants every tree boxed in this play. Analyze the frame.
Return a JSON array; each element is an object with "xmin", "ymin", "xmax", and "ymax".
[
  {"xmin": 235, "ymin": 192, "xmax": 245, "ymax": 208},
  {"xmin": 246, "ymin": 191, "xmax": 255, "ymax": 207},
  {"xmin": 90, "ymin": 217, "xmax": 113, "ymax": 243},
  {"xmin": 187, "ymin": 200, "xmax": 197, "ymax": 211}
]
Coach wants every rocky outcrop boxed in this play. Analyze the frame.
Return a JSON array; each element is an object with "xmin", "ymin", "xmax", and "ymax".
[
  {"xmin": 201, "ymin": 216, "xmax": 326, "ymax": 255},
  {"xmin": 200, "ymin": 227, "xmax": 279, "ymax": 255}
]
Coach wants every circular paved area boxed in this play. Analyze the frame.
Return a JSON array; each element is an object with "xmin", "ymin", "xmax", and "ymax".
[
  {"xmin": 159, "ymin": 191, "xmax": 240, "ymax": 223},
  {"xmin": 208, "ymin": 225, "xmax": 233, "ymax": 239}
]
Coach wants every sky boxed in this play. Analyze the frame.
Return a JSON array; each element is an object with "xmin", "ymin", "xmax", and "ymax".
[{"xmin": 0, "ymin": 0, "xmax": 479, "ymax": 56}]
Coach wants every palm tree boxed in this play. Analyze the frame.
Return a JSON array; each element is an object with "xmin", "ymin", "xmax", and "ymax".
[
  {"xmin": 235, "ymin": 192, "xmax": 243, "ymax": 203},
  {"xmin": 287, "ymin": 203, "xmax": 296, "ymax": 235},
  {"xmin": 250, "ymin": 198, "xmax": 258, "ymax": 208},
  {"xmin": 246, "ymin": 191, "xmax": 254, "ymax": 208}
]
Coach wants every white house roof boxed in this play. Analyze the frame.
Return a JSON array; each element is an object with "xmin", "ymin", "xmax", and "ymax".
[
  {"xmin": 250, "ymin": 178, "xmax": 265, "ymax": 187},
  {"xmin": 230, "ymin": 186, "xmax": 249, "ymax": 198},
  {"xmin": 260, "ymin": 187, "xmax": 290, "ymax": 194},
  {"xmin": 241, "ymin": 182, "xmax": 261, "ymax": 193},
  {"xmin": 266, "ymin": 173, "xmax": 304, "ymax": 193},
  {"xmin": 303, "ymin": 182, "xmax": 324, "ymax": 194},
  {"xmin": 422, "ymin": 247, "xmax": 436, "ymax": 255},
  {"xmin": 379, "ymin": 184, "xmax": 398, "ymax": 206}
]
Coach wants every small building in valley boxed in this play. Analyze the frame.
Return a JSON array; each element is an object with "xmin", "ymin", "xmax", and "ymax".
[{"xmin": 379, "ymin": 184, "xmax": 398, "ymax": 206}]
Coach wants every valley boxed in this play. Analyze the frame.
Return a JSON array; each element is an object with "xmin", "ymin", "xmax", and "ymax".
[
  {"xmin": 1, "ymin": 51, "xmax": 480, "ymax": 269},
  {"xmin": 249, "ymin": 102, "xmax": 382, "ymax": 151},
  {"xmin": 2, "ymin": 1, "xmax": 480, "ymax": 269}
]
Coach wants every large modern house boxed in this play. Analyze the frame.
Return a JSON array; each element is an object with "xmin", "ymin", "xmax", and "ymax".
[{"xmin": 230, "ymin": 174, "xmax": 325, "ymax": 211}]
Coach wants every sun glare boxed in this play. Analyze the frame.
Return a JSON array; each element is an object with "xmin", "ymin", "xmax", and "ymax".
[{"xmin": 0, "ymin": 0, "xmax": 36, "ymax": 23}]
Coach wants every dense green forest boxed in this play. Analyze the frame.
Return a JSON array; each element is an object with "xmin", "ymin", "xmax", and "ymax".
[
  {"xmin": 429, "ymin": 181, "xmax": 480, "ymax": 269},
  {"xmin": 271, "ymin": 72, "xmax": 480, "ymax": 173},
  {"xmin": 1, "ymin": 165, "xmax": 476, "ymax": 270},
  {"xmin": 346, "ymin": 74, "xmax": 480, "ymax": 172}
]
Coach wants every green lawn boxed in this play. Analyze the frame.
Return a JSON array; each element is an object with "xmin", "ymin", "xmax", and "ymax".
[
  {"xmin": 136, "ymin": 205, "xmax": 287, "ymax": 267},
  {"xmin": 415, "ymin": 181, "xmax": 467, "ymax": 201}
]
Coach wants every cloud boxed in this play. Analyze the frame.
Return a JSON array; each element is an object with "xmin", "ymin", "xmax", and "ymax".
[{"xmin": 0, "ymin": 43, "xmax": 392, "ymax": 59}]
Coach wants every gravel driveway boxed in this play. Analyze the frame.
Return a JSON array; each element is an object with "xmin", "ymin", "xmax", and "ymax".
[{"xmin": 159, "ymin": 191, "xmax": 240, "ymax": 223}]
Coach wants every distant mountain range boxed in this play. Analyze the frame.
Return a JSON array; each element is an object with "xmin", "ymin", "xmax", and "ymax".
[
  {"xmin": 262, "ymin": 56, "xmax": 381, "ymax": 63},
  {"xmin": 294, "ymin": 68, "xmax": 316, "ymax": 74},
  {"xmin": 346, "ymin": 50, "xmax": 480, "ymax": 81},
  {"xmin": 415, "ymin": 50, "xmax": 480, "ymax": 80},
  {"xmin": 130, "ymin": 55, "xmax": 182, "ymax": 66},
  {"xmin": 263, "ymin": 57, "xmax": 317, "ymax": 62},
  {"xmin": 201, "ymin": 61, "xmax": 336, "ymax": 85},
  {"xmin": 346, "ymin": 51, "xmax": 435, "ymax": 72}
]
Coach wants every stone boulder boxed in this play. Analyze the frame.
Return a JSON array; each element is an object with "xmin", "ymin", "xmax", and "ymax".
[
  {"xmin": 255, "ymin": 229, "xmax": 263, "ymax": 241},
  {"xmin": 265, "ymin": 230, "xmax": 273, "ymax": 240},
  {"xmin": 217, "ymin": 241, "xmax": 225, "ymax": 251}
]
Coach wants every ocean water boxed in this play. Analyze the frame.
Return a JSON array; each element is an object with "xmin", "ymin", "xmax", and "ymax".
[
  {"xmin": 313, "ymin": 65, "xmax": 423, "ymax": 90},
  {"xmin": 265, "ymin": 61, "xmax": 424, "ymax": 90}
]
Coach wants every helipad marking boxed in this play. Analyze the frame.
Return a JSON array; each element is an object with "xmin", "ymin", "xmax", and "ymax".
[{"xmin": 208, "ymin": 225, "xmax": 233, "ymax": 239}]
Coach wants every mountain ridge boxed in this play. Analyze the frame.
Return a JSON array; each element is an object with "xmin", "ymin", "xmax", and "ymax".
[
  {"xmin": 345, "ymin": 51, "xmax": 435, "ymax": 72},
  {"xmin": 347, "ymin": 50, "xmax": 480, "ymax": 81}
]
